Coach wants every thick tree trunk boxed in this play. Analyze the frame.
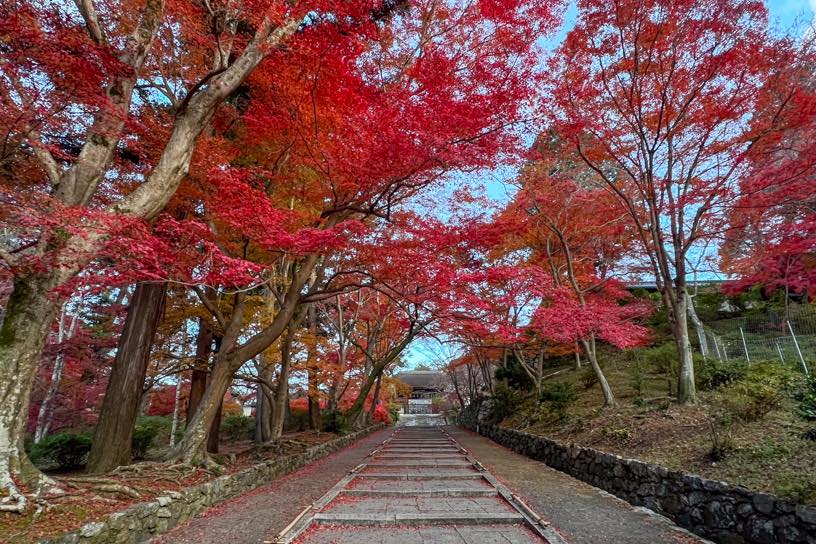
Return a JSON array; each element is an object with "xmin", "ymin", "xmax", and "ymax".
[
  {"xmin": 207, "ymin": 404, "xmax": 221, "ymax": 453},
  {"xmin": 186, "ymin": 318, "xmax": 224, "ymax": 453},
  {"xmin": 254, "ymin": 358, "xmax": 274, "ymax": 443},
  {"xmin": 270, "ymin": 327, "xmax": 295, "ymax": 441},
  {"xmin": 367, "ymin": 373, "xmax": 383, "ymax": 422},
  {"xmin": 0, "ymin": 275, "xmax": 65, "ymax": 512},
  {"xmin": 88, "ymin": 282, "xmax": 167, "ymax": 474},
  {"xmin": 581, "ymin": 336, "xmax": 615, "ymax": 407},
  {"xmin": 187, "ymin": 318, "xmax": 212, "ymax": 425}
]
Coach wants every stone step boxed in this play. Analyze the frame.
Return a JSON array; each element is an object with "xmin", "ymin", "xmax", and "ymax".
[
  {"xmin": 294, "ymin": 524, "xmax": 542, "ymax": 544},
  {"xmin": 321, "ymin": 496, "xmax": 515, "ymax": 517},
  {"xmin": 342, "ymin": 488, "xmax": 498, "ymax": 497},
  {"xmin": 359, "ymin": 472, "xmax": 484, "ymax": 480},
  {"xmin": 368, "ymin": 460, "xmax": 473, "ymax": 467},
  {"xmin": 313, "ymin": 512, "xmax": 525, "ymax": 526},
  {"xmin": 373, "ymin": 450, "xmax": 466, "ymax": 460},
  {"xmin": 350, "ymin": 477, "xmax": 493, "ymax": 491},
  {"xmin": 359, "ymin": 464, "xmax": 478, "ymax": 473}
]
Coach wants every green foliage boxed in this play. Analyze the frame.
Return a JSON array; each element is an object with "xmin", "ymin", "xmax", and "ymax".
[
  {"xmin": 321, "ymin": 409, "xmax": 350, "ymax": 434},
  {"xmin": 539, "ymin": 382, "xmax": 577, "ymax": 420},
  {"xmin": 720, "ymin": 363, "xmax": 800, "ymax": 422},
  {"xmin": 775, "ymin": 475, "xmax": 816, "ymax": 504},
  {"xmin": 132, "ymin": 416, "xmax": 170, "ymax": 459},
  {"xmin": 387, "ymin": 403, "xmax": 401, "ymax": 424},
  {"xmin": 795, "ymin": 376, "xmax": 816, "ymax": 421},
  {"xmin": 220, "ymin": 414, "xmax": 254, "ymax": 441},
  {"xmin": 579, "ymin": 365, "xmax": 599, "ymax": 390},
  {"xmin": 601, "ymin": 426, "xmax": 632, "ymax": 440},
  {"xmin": 495, "ymin": 356, "xmax": 534, "ymax": 391},
  {"xmin": 639, "ymin": 342, "xmax": 678, "ymax": 375},
  {"xmin": 487, "ymin": 384, "xmax": 524, "ymax": 423},
  {"xmin": 29, "ymin": 432, "xmax": 92, "ymax": 471},
  {"xmin": 698, "ymin": 360, "xmax": 748, "ymax": 390}
]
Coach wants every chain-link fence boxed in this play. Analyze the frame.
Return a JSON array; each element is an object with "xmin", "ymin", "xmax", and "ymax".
[{"xmin": 694, "ymin": 305, "xmax": 814, "ymax": 376}]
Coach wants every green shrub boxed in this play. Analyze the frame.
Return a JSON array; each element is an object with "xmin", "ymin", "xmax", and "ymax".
[
  {"xmin": 539, "ymin": 382, "xmax": 578, "ymax": 420},
  {"xmin": 321, "ymin": 409, "xmax": 350, "ymax": 434},
  {"xmin": 29, "ymin": 432, "xmax": 93, "ymax": 471},
  {"xmin": 220, "ymin": 414, "xmax": 254, "ymax": 441},
  {"xmin": 698, "ymin": 360, "xmax": 748, "ymax": 390},
  {"xmin": 639, "ymin": 342, "xmax": 679, "ymax": 375},
  {"xmin": 795, "ymin": 376, "xmax": 816, "ymax": 421},
  {"xmin": 487, "ymin": 384, "xmax": 524, "ymax": 423},
  {"xmin": 718, "ymin": 362, "xmax": 801, "ymax": 422},
  {"xmin": 132, "ymin": 416, "xmax": 170, "ymax": 459},
  {"xmin": 387, "ymin": 403, "xmax": 401, "ymax": 424},
  {"xmin": 495, "ymin": 357, "xmax": 534, "ymax": 391},
  {"xmin": 601, "ymin": 426, "xmax": 632, "ymax": 440},
  {"xmin": 580, "ymin": 365, "xmax": 599, "ymax": 390},
  {"xmin": 775, "ymin": 475, "xmax": 816, "ymax": 504}
]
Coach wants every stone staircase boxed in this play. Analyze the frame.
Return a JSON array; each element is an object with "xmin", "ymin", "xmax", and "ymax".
[{"xmin": 270, "ymin": 426, "xmax": 565, "ymax": 543}]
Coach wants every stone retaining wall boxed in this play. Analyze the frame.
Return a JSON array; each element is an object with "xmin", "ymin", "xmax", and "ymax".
[
  {"xmin": 460, "ymin": 416, "xmax": 816, "ymax": 544},
  {"xmin": 42, "ymin": 424, "xmax": 385, "ymax": 544}
]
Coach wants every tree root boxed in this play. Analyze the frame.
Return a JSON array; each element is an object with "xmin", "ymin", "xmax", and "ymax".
[
  {"xmin": 60, "ymin": 478, "xmax": 144, "ymax": 499},
  {"xmin": 0, "ymin": 480, "xmax": 26, "ymax": 513}
]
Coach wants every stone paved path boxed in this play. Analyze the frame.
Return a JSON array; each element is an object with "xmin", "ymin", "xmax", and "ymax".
[
  {"xmin": 158, "ymin": 425, "xmax": 707, "ymax": 544},
  {"xmin": 275, "ymin": 426, "xmax": 565, "ymax": 544},
  {"xmin": 446, "ymin": 427, "xmax": 708, "ymax": 544}
]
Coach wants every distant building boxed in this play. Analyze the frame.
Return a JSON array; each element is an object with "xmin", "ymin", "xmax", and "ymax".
[{"xmin": 394, "ymin": 370, "xmax": 447, "ymax": 414}]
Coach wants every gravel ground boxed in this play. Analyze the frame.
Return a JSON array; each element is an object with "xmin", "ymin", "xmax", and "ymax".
[
  {"xmin": 153, "ymin": 427, "xmax": 395, "ymax": 544},
  {"xmin": 446, "ymin": 426, "xmax": 710, "ymax": 544}
]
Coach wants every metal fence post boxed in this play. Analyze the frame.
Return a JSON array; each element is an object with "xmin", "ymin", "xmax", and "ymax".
[
  {"xmin": 739, "ymin": 327, "xmax": 751, "ymax": 364},
  {"xmin": 721, "ymin": 337, "xmax": 729, "ymax": 362},
  {"xmin": 712, "ymin": 334, "xmax": 723, "ymax": 362},
  {"xmin": 775, "ymin": 341, "xmax": 785, "ymax": 364},
  {"xmin": 787, "ymin": 320, "xmax": 810, "ymax": 376}
]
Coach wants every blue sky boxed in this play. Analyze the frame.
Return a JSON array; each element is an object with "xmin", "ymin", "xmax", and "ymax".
[{"xmin": 401, "ymin": 0, "xmax": 815, "ymax": 369}]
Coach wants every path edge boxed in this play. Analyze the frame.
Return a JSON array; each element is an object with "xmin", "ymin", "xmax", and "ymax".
[{"xmin": 39, "ymin": 424, "xmax": 386, "ymax": 544}]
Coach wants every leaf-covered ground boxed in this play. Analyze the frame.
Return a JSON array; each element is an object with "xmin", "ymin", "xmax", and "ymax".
[{"xmin": 0, "ymin": 430, "xmax": 338, "ymax": 544}]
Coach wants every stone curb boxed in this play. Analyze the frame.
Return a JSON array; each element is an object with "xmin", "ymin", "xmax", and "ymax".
[
  {"xmin": 40, "ymin": 424, "xmax": 386, "ymax": 544},
  {"xmin": 460, "ymin": 417, "xmax": 816, "ymax": 544}
]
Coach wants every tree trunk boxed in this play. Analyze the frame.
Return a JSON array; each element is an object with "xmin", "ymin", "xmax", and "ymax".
[
  {"xmin": 0, "ymin": 274, "xmax": 65, "ymax": 511},
  {"xmin": 87, "ymin": 282, "xmax": 166, "ymax": 474},
  {"xmin": 686, "ymin": 293, "xmax": 708, "ymax": 360},
  {"xmin": 367, "ymin": 373, "xmax": 383, "ymax": 422},
  {"xmin": 672, "ymin": 293, "xmax": 697, "ymax": 404},
  {"xmin": 347, "ymin": 359, "xmax": 390, "ymax": 429},
  {"xmin": 207, "ymin": 404, "xmax": 221, "ymax": 454},
  {"xmin": 270, "ymin": 326, "xmax": 295, "ymax": 441},
  {"xmin": 306, "ymin": 303, "xmax": 321, "ymax": 430},
  {"xmin": 574, "ymin": 341, "xmax": 582, "ymax": 370},
  {"xmin": 581, "ymin": 336, "xmax": 615, "ymax": 407},
  {"xmin": 34, "ymin": 306, "xmax": 79, "ymax": 444},
  {"xmin": 254, "ymin": 358, "xmax": 274, "ymax": 443},
  {"xmin": 169, "ymin": 375, "xmax": 183, "ymax": 447},
  {"xmin": 185, "ymin": 318, "xmax": 223, "ymax": 454},
  {"xmin": 187, "ymin": 318, "xmax": 213, "ymax": 425}
]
